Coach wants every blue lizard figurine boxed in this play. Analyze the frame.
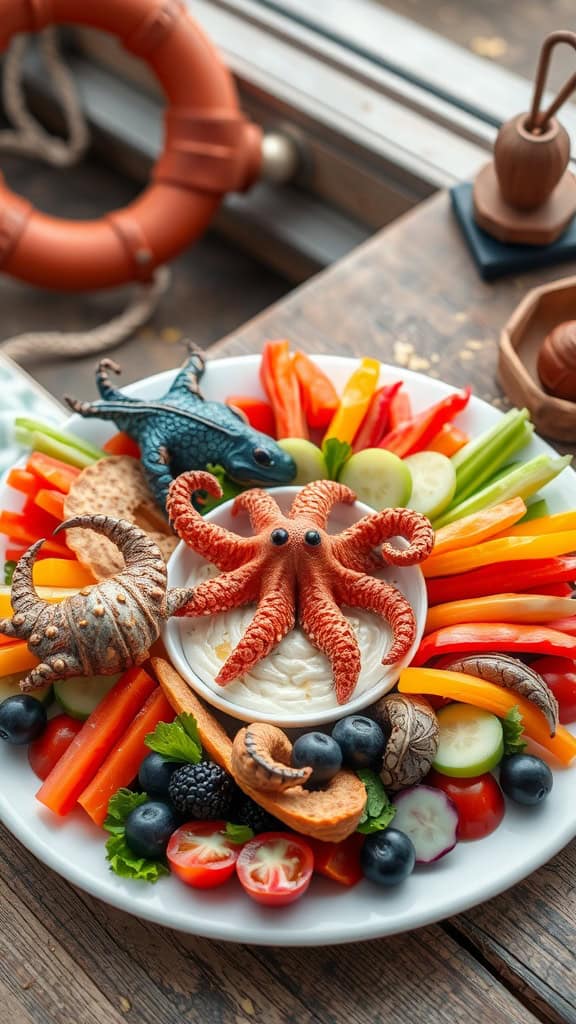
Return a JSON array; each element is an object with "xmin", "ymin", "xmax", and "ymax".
[{"xmin": 64, "ymin": 343, "xmax": 296, "ymax": 511}]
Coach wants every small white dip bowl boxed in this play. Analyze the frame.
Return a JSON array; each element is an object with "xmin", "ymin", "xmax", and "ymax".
[{"xmin": 163, "ymin": 486, "xmax": 428, "ymax": 728}]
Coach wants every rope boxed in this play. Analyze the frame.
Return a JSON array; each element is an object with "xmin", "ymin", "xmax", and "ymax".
[{"xmin": 0, "ymin": 29, "xmax": 170, "ymax": 365}]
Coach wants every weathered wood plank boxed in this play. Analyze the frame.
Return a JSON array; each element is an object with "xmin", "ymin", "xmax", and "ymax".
[{"xmin": 1, "ymin": 823, "xmax": 539, "ymax": 1024}]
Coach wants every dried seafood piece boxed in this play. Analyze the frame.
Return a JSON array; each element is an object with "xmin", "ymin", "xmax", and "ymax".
[
  {"xmin": 64, "ymin": 456, "xmax": 178, "ymax": 580},
  {"xmin": 232, "ymin": 723, "xmax": 312, "ymax": 793},
  {"xmin": 442, "ymin": 653, "xmax": 559, "ymax": 736},
  {"xmin": 372, "ymin": 693, "xmax": 439, "ymax": 791}
]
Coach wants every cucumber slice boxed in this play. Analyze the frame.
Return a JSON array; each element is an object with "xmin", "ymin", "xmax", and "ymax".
[
  {"xmin": 339, "ymin": 448, "xmax": 412, "ymax": 510},
  {"xmin": 277, "ymin": 439, "xmax": 327, "ymax": 485},
  {"xmin": 433, "ymin": 703, "xmax": 504, "ymax": 778},
  {"xmin": 0, "ymin": 672, "xmax": 52, "ymax": 705},
  {"xmin": 404, "ymin": 451, "xmax": 456, "ymax": 520},
  {"xmin": 54, "ymin": 674, "xmax": 120, "ymax": 720}
]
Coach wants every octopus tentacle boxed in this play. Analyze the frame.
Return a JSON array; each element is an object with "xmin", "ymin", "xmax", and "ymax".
[
  {"xmin": 167, "ymin": 471, "xmax": 255, "ymax": 571},
  {"xmin": 215, "ymin": 572, "xmax": 295, "ymax": 685},
  {"xmin": 175, "ymin": 561, "xmax": 262, "ymax": 617},
  {"xmin": 288, "ymin": 480, "xmax": 356, "ymax": 528},
  {"xmin": 232, "ymin": 489, "xmax": 283, "ymax": 531},
  {"xmin": 334, "ymin": 508, "xmax": 434, "ymax": 567},
  {"xmin": 336, "ymin": 572, "xmax": 416, "ymax": 665},
  {"xmin": 299, "ymin": 585, "xmax": 361, "ymax": 704}
]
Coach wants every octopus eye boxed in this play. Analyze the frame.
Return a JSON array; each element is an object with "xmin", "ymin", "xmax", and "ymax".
[
  {"xmin": 304, "ymin": 530, "xmax": 322, "ymax": 547},
  {"xmin": 253, "ymin": 447, "xmax": 273, "ymax": 467},
  {"xmin": 271, "ymin": 528, "xmax": 289, "ymax": 546}
]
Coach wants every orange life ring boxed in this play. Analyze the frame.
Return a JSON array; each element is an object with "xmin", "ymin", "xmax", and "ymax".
[{"xmin": 0, "ymin": 0, "xmax": 262, "ymax": 290}]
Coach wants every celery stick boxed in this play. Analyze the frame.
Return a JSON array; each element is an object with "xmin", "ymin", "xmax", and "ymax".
[
  {"xmin": 448, "ymin": 409, "xmax": 528, "ymax": 501},
  {"xmin": 433, "ymin": 454, "xmax": 572, "ymax": 529},
  {"xmin": 15, "ymin": 417, "xmax": 106, "ymax": 462},
  {"xmin": 520, "ymin": 498, "xmax": 550, "ymax": 523},
  {"xmin": 14, "ymin": 428, "xmax": 98, "ymax": 469},
  {"xmin": 453, "ymin": 421, "xmax": 534, "ymax": 503}
]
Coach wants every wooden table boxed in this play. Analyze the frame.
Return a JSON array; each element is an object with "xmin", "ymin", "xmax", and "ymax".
[{"xmin": 1, "ymin": 192, "xmax": 574, "ymax": 1024}]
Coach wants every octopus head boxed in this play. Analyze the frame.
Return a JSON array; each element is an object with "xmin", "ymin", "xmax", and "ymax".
[{"xmin": 268, "ymin": 522, "xmax": 327, "ymax": 557}]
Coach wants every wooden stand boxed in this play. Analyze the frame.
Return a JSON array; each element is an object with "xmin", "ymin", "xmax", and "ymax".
[{"xmin": 474, "ymin": 163, "xmax": 576, "ymax": 246}]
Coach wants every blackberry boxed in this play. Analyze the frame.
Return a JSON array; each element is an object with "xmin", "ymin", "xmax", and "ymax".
[
  {"xmin": 168, "ymin": 761, "xmax": 235, "ymax": 819},
  {"xmin": 230, "ymin": 792, "xmax": 283, "ymax": 834}
]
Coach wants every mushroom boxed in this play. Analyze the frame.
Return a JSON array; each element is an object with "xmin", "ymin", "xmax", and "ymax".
[
  {"xmin": 372, "ymin": 693, "xmax": 439, "ymax": 791},
  {"xmin": 442, "ymin": 653, "xmax": 559, "ymax": 736},
  {"xmin": 231, "ymin": 723, "xmax": 313, "ymax": 793}
]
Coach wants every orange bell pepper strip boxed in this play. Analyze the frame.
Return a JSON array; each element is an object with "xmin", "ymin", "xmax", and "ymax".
[
  {"xmin": 501, "ymin": 510, "xmax": 576, "ymax": 538},
  {"xmin": 323, "ymin": 358, "xmax": 380, "ymax": 444},
  {"xmin": 34, "ymin": 489, "xmax": 66, "ymax": 521},
  {"xmin": 412, "ymin": 622, "xmax": 576, "ymax": 668},
  {"xmin": 547, "ymin": 616, "xmax": 576, "ymax": 635},
  {"xmin": 26, "ymin": 452, "xmax": 81, "ymax": 494},
  {"xmin": 399, "ymin": 667, "xmax": 576, "ymax": 766},
  {"xmin": 432, "ymin": 497, "xmax": 527, "ymax": 557},
  {"xmin": 260, "ymin": 340, "xmax": 308, "ymax": 439},
  {"xmin": 423, "ymin": 529, "xmax": 576, "ymax": 578},
  {"xmin": 292, "ymin": 352, "xmax": 339, "ymax": 430},
  {"xmin": 425, "ymin": 593, "xmax": 576, "ymax": 634},
  {"xmin": 388, "ymin": 389, "xmax": 412, "ymax": 430},
  {"xmin": 36, "ymin": 667, "xmax": 157, "ymax": 816},
  {"xmin": 0, "ymin": 642, "xmax": 38, "ymax": 676},
  {"xmin": 226, "ymin": 396, "xmax": 276, "ymax": 437},
  {"xmin": 426, "ymin": 423, "xmax": 469, "ymax": 457},
  {"xmin": 102, "ymin": 432, "xmax": 141, "ymax": 458},
  {"xmin": 32, "ymin": 559, "xmax": 96, "ymax": 589},
  {"xmin": 309, "ymin": 833, "xmax": 365, "ymax": 886},
  {"xmin": 78, "ymin": 687, "xmax": 175, "ymax": 826},
  {"xmin": 0, "ymin": 586, "xmax": 77, "ymax": 619},
  {"xmin": 6, "ymin": 468, "xmax": 40, "ymax": 498}
]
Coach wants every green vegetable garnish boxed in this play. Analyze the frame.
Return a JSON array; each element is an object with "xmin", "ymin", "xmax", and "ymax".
[
  {"xmin": 14, "ymin": 417, "xmax": 106, "ymax": 462},
  {"xmin": 225, "ymin": 822, "xmax": 255, "ymax": 845},
  {"xmin": 356, "ymin": 769, "xmax": 396, "ymax": 835},
  {"xmin": 103, "ymin": 789, "xmax": 169, "ymax": 883},
  {"xmin": 145, "ymin": 712, "xmax": 202, "ymax": 764},
  {"xmin": 501, "ymin": 706, "xmax": 527, "ymax": 756},
  {"xmin": 3, "ymin": 560, "xmax": 16, "ymax": 586},
  {"xmin": 451, "ymin": 409, "xmax": 532, "ymax": 504},
  {"xmin": 322, "ymin": 438, "xmax": 352, "ymax": 481},
  {"xmin": 195, "ymin": 464, "xmax": 243, "ymax": 513},
  {"xmin": 14, "ymin": 427, "xmax": 99, "ymax": 469}
]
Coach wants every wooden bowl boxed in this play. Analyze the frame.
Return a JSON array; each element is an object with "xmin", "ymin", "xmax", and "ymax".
[{"xmin": 499, "ymin": 275, "xmax": 576, "ymax": 442}]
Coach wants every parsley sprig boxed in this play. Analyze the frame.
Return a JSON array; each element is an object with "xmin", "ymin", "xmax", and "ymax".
[{"xmin": 356, "ymin": 769, "xmax": 396, "ymax": 834}]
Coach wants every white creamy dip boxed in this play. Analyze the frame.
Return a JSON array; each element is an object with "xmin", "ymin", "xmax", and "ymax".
[{"xmin": 179, "ymin": 563, "xmax": 399, "ymax": 714}]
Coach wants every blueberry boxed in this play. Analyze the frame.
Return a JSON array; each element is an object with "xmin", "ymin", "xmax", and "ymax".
[
  {"xmin": 0, "ymin": 695, "xmax": 47, "ymax": 745},
  {"xmin": 125, "ymin": 801, "xmax": 179, "ymax": 859},
  {"xmin": 292, "ymin": 732, "xmax": 342, "ymax": 787},
  {"xmin": 499, "ymin": 754, "xmax": 553, "ymax": 806},
  {"xmin": 138, "ymin": 752, "xmax": 184, "ymax": 798},
  {"xmin": 360, "ymin": 828, "xmax": 416, "ymax": 886},
  {"xmin": 331, "ymin": 715, "xmax": 386, "ymax": 770}
]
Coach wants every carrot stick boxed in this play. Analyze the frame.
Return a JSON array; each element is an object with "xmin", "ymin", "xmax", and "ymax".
[
  {"xmin": 399, "ymin": 667, "xmax": 576, "ymax": 766},
  {"xmin": 78, "ymin": 688, "xmax": 175, "ymax": 825},
  {"xmin": 34, "ymin": 489, "xmax": 66, "ymax": 521},
  {"xmin": 260, "ymin": 340, "xmax": 308, "ymax": 439},
  {"xmin": 6, "ymin": 469, "xmax": 40, "ymax": 498},
  {"xmin": 292, "ymin": 352, "xmax": 339, "ymax": 430},
  {"xmin": 102, "ymin": 432, "xmax": 141, "ymax": 458},
  {"xmin": 426, "ymin": 423, "xmax": 469, "ymax": 457},
  {"xmin": 0, "ymin": 642, "xmax": 38, "ymax": 676},
  {"xmin": 431, "ymin": 497, "xmax": 527, "ymax": 557},
  {"xmin": 32, "ymin": 559, "xmax": 95, "ymax": 589},
  {"xmin": 26, "ymin": 453, "xmax": 81, "ymax": 494},
  {"xmin": 36, "ymin": 667, "xmax": 157, "ymax": 816}
]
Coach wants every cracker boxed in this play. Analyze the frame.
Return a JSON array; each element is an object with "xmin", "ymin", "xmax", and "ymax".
[{"xmin": 63, "ymin": 456, "xmax": 178, "ymax": 580}]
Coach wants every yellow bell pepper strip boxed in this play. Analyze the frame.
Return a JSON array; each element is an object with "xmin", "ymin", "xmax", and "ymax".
[
  {"xmin": 432, "ymin": 497, "xmax": 526, "ymax": 557},
  {"xmin": 425, "ymin": 593, "xmax": 576, "ymax": 634},
  {"xmin": 32, "ymin": 559, "xmax": 96, "ymax": 589},
  {"xmin": 501, "ymin": 510, "xmax": 576, "ymax": 538},
  {"xmin": 423, "ymin": 529, "xmax": 576, "ymax": 578},
  {"xmin": 412, "ymin": 622, "xmax": 576, "ymax": 668},
  {"xmin": 0, "ymin": 585, "xmax": 79, "ymax": 619},
  {"xmin": 427, "ymin": 556, "xmax": 576, "ymax": 605},
  {"xmin": 0, "ymin": 642, "xmax": 38, "ymax": 677},
  {"xmin": 323, "ymin": 358, "xmax": 380, "ymax": 445},
  {"xmin": 398, "ymin": 667, "xmax": 576, "ymax": 766},
  {"xmin": 260, "ymin": 340, "xmax": 308, "ymax": 439},
  {"xmin": 378, "ymin": 388, "xmax": 471, "ymax": 458}
]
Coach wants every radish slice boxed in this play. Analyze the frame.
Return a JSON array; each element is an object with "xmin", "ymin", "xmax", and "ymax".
[{"xmin": 392, "ymin": 785, "xmax": 459, "ymax": 863}]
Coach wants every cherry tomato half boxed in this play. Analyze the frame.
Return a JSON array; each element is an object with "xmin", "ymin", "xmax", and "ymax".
[
  {"xmin": 28, "ymin": 714, "xmax": 83, "ymax": 780},
  {"xmin": 531, "ymin": 656, "xmax": 576, "ymax": 725},
  {"xmin": 236, "ymin": 832, "xmax": 314, "ymax": 906},
  {"xmin": 427, "ymin": 770, "xmax": 505, "ymax": 841},
  {"xmin": 167, "ymin": 821, "xmax": 240, "ymax": 889}
]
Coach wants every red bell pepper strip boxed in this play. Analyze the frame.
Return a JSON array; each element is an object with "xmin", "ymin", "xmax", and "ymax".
[
  {"xmin": 6, "ymin": 468, "xmax": 40, "ymax": 498},
  {"xmin": 21, "ymin": 499, "xmax": 61, "ymax": 536},
  {"xmin": 413, "ymin": 622, "xmax": 576, "ymax": 667},
  {"xmin": 292, "ymin": 352, "xmax": 339, "ymax": 430},
  {"xmin": 379, "ymin": 388, "xmax": 471, "ymax": 458},
  {"xmin": 547, "ymin": 617, "xmax": 576, "ymax": 636},
  {"xmin": 524, "ymin": 583, "xmax": 574, "ymax": 597},
  {"xmin": 426, "ymin": 555, "xmax": 576, "ymax": 605},
  {"xmin": 0, "ymin": 512, "xmax": 71, "ymax": 558},
  {"xmin": 5, "ymin": 546, "xmax": 26, "ymax": 562},
  {"xmin": 102, "ymin": 432, "xmax": 141, "ymax": 458},
  {"xmin": 309, "ymin": 833, "xmax": 365, "ymax": 886},
  {"xmin": 388, "ymin": 389, "xmax": 412, "ymax": 430},
  {"xmin": 34, "ymin": 489, "xmax": 66, "ymax": 521},
  {"xmin": 36, "ymin": 667, "xmax": 157, "ymax": 816},
  {"xmin": 26, "ymin": 452, "xmax": 80, "ymax": 494},
  {"xmin": 78, "ymin": 687, "xmax": 175, "ymax": 826},
  {"xmin": 226, "ymin": 396, "xmax": 276, "ymax": 437},
  {"xmin": 352, "ymin": 381, "xmax": 402, "ymax": 452},
  {"xmin": 260, "ymin": 340, "xmax": 308, "ymax": 439}
]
